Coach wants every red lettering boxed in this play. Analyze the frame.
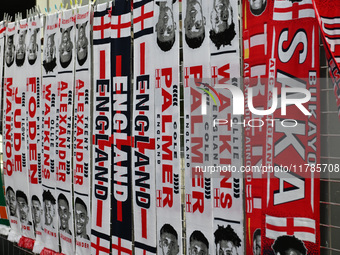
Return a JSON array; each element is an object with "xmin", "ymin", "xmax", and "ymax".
[
  {"xmin": 162, "ymin": 68, "xmax": 172, "ymax": 88},
  {"xmin": 162, "ymin": 187, "xmax": 173, "ymax": 207},
  {"xmin": 14, "ymin": 88, "xmax": 21, "ymax": 104},
  {"xmin": 59, "ymin": 150, "xmax": 66, "ymax": 160},
  {"xmin": 162, "ymin": 115, "xmax": 172, "ymax": 132},
  {"xmin": 77, "ymin": 126, "xmax": 84, "ymax": 137},
  {"xmin": 191, "ymin": 115, "xmax": 203, "ymax": 133},
  {"xmin": 162, "ymin": 89, "xmax": 172, "ymax": 112},
  {"xmin": 78, "ymin": 103, "xmax": 84, "ymax": 112},
  {"xmin": 59, "ymin": 81, "xmax": 68, "ymax": 92},
  {"xmin": 220, "ymin": 193, "xmax": 232, "ymax": 208},
  {"xmin": 162, "ymin": 136, "xmax": 172, "ymax": 161},
  {"xmin": 220, "ymin": 135, "xmax": 231, "ymax": 164},
  {"xmin": 76, "ymin": 151, "xmax": 83, "ymax": 162},
  {"xmin": 192, "ymin": 191, "xmax": 204, "ymax": 213},
  {"xmin": 29, "ymin": 121, "xmax": 37, "ymax": 140},
  {"xmin": 190, "ymin": 66, "xmax": 203, "ymax": 79},
  {"xmin": 6, "ymin": 159, "xmax": 13, "ymax": 176},
  {"xmin": 191, "ymin": 137, "xmax": 203, "ymax": 163},
  {"xmin": 191, "ymin": 87, "xmax": 203, "ymax": 113},
  {"xmin": 27, "ymin": 77, "xmax": 37, "ymax": 93},
  {"xmin": 60, "ymin": 103, "xmax": 67, "ymax": 112},
  {"xmin": 29, "ymin": 143, "xmax": 37, "ymax": 161},
  {"xmin": 162, "ymin": 164, "xmax": 173, "ymax": 183},
  {"xmin": 14, "ymin": 154, "xmax": 22, "ymax": 172},
  {"xmin": 14, "ymin": 109, "xmax": 21, "ymax": 128},
  {"xmin": 30, "ymin": 164, "xmax": 38, "ymax": 184},
  {"xmin": 220, "ymin": 171, "xmax": 232, "ymax": 189},
  {"xmin": 192, "ymin": 167, "xmax": 203, "ymax": 187},
  {"xmin": 77, "ymin": 114, "xmax": 84, "ymax": 125},
  {"xmin": 218, "ymin": 64, "xmax": 230, "ymax": 83},
  {"xmin": 14, "ymin": 133, "xmax": 21, "ymax": 151},
  {"xmin": 75, "ymin": 175, "xmax": 83, "ymax": 185},
  {"xmin": 28, "ymin": 97, "xmax": 37, "ymax": 118}
]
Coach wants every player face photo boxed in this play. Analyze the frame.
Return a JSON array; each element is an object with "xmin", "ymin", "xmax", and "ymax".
[
  {"xmin": 44, "ymin": 199, "xmax": 55, "ymax": 226},
  {"xmin": 253, "ymin": 232, "xmax": 261, "ymax": 255},
  {"xmin": 6, "ymin": 188, "xmax": 17, "ymax": 217},
  {"xmin": 184, "ymin": 0, "xmax": 206, "ymax": 46},
  {"xmin": 58, "ymin": 198, "xmax": 71, "ymax": 231},
  {"xmin": 214, "ymin": 225, "xmax": 241, "ymax": 255},
  {"xmin": 189, "ymin": 239, "xmax": 209, "ymax": 255},
  {"xmin": 32, "ymin": 199, "xmax": 42, "ymax": 226},
  {"xmin": 272, "ymin": 235, "xmax": 307, "ymax": 255},
  {"xmin": 76, "ymin": 22, "xmax": 88, "ymax": 65},
  {"xmin": 216, "ymin": 240, "xmax": 238, "ymax": 255},
  {"xmin": 28, "ymin": 29, "xmax": 39, "ymax": 64},
  {"xmin": 248, "ymin": 0, "xmax": 266, "ymax": 15},
  {"xmin": 45, "ymin": 34, "xmax": 55, "ymax": 63},
  {"xmin": 17, "ymin": 196, "xmax": 29, "ymax": 223},
  {"xmin": 5, "ymin": 35, "xmax": 14, "ymax": 67},
  {"xmin": 59, "ymin": 27, "xmax": 73, "ymax": 67},
  {"xmin": 75, "ymin": 201, "xmax": 89, "ymax": 238},
  {"xmin": 210, "ymin": 0, "xmax": 231, "ymax": 34},
  {"xmin": 16, "ymin": 30, "xmax": 27, "ymax": 66},
  {"xmin": 156, "ymin": 2, "xmax": 176, "ymax": 51},
  {"xmin": 160, "ymin": 232, "xmax": 179, "ymax": 255}
]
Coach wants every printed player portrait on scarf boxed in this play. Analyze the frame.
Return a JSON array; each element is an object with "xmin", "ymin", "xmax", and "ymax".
[
  {"xmin": 59, "ymin": 26, "xmax": 73, "ymax": 68},
  {"xmin": 43, "ymin": 33, "xmax": 57, "ymax": 72},
  {"xmin": 209, "ymin": 0, "xmax": 236, "ymax": 50},
  {"xmin": 15, "ymin": 29, "xmax": 27, "ymax": 66},
  {"xmin": 155, "ymin": 0, "xmax": 177, "ymax": 52}
]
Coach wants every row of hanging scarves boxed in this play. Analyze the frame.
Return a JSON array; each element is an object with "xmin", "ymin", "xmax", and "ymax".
[
  {"xmin": 26, "ymin": 13, "xmax": 45, "ymax": 254},
  {"xmin": 1, "ymin": 0, "xmax": 337, "ymax": 255},
  {"xmin": 243, "ymin": 0, "xmax": 321, "ymax": 255},
  {"xmin": 182, "ymin": 0, "xmax": 245, "ymax": 254},
  {"xmin": 0, "ymin": 21, "xmax": 10, "ymax": 236},
  {"xmin": 313, "ymin": 0, "xmax": 340, "ymax": 118},
  {"xmin": 3, "ymin": 17, "xmax": 36, "ymax": 248},
  {"xmin": 0, "ymin": 4, "xmax": 93, "ymax": 255}
]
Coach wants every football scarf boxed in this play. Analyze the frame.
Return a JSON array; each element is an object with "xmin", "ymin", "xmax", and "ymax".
[
  {"xmin": 41, "ymin": 12, "xmax": 60, "ymax": 253},
  {"xmin": 0, "ymin": 22, "xmax": 4, "ymax": 143},
  {"xmin": 0, "ymin": 21, "xmax": 10, "ymax": 236},
  {"xmin": 110, "ymin": 1, "xmax": 133, "ymax": 254},
  {"xmin": 0, "ymin": 166, "xmax": 10, "ymax": 234},
  {"xmin": 182, "ymin": 0, "xmax": 213, "ymax": 254},
  {"xmin": 74, "ymin": 4, "xmax": 92, "ymax": 255},
  {"xmin": 208, "ymin": 0, "xmax": 244, "ymax": 253},
  {"xmin": 12, "ymin": 18, "xmax": 36, "ymax": 249},
  {"xmin": 26, "ymin": 14, "xmax": 45, "ymax": 254},
  {"xmin": 132, "ymin": 0, "xmax": 157, "ymax": 254},
  {"xmin": 313, "ymin": 0, "xmax": 340, "ymax": 119},
  {"xmin": 3, "ymin": 21, "xmax": 23, "ymax": 244},
  {"xmin": 242, "ymin": 0, "xmax": 272, "ymax": 253},
  {"xmin": 56, "ymin": 9, "xmax": 76, "ymax": 255},
  {"xmin": 262, "ymin": 1, "xmax": 320, "ymax": 254},
  {"xmin": 153, "ymin": 1, "xmax": 182, "ymax": 255},
  {"xmin": 91, "ymin": 2, "xmax": 112, "ymax": 255}
]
